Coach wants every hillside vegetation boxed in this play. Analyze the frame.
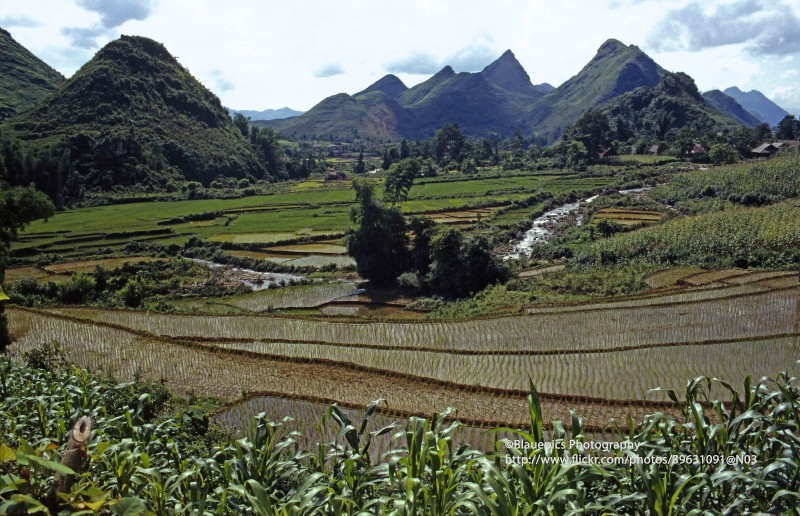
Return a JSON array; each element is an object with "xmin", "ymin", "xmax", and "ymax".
[{"xmin": 0, "ymin": 28, "xmax": 64, "ymax": 121}]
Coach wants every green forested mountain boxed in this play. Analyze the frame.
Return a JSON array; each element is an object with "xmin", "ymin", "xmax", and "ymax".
[
  {"xmin": 603, "ymin": 72, "xmax": 739, "ymax": 138},
  {"xmin": 702, "ymin": 90, "xmax": 762, "ymax": 128},
  {"xmin": 0, "ymin": 27, "xmax": 64, "ymax": 121},
  {"xmin": 355, "ymin": 74, "xmax": 408, "ymax": 98},
  {"xmin": 523, "ymin": 39, "xmax": 665, "ymax": 140},
  {"xmin": 2, "ymin": 35, "xmax": 263, "ymax": 202}
]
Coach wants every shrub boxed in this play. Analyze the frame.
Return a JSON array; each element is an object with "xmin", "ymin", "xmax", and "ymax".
[{"xmin": 57, "ymin": 274, "xmax": 96, "ymax": 304}]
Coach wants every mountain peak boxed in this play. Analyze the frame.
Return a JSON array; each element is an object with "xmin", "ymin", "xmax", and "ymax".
[
  {"xmin": 596, "ymin": 38, "xmax": 628, "ymax": 57},
  {"xmin": 5, "ymin": 34, "xmax": 262, "ymax": 198},
  {"xmin": 498, "ymin": 49, "xmax": 516, "ymax": 60},
  {"xmin": 481, "ymin": 49, "xmax": 539, "ymax": 98},
  {"xmin": 723, "ymin": 86, "xmax": 790, "ymax": 126},
  {"xmin": 356, "ymin": 74, "xmax": 408, "ymax": 98}
]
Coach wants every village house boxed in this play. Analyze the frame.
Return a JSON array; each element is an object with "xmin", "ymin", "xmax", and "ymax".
[{"xmin": 751, "ymin": 143, "xmax": 780, "ymax": 158}]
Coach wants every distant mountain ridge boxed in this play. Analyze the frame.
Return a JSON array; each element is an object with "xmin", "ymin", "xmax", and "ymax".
[
  {"xmin": 723, "ymin": 87, "xmax": 790, "ymax": 127},
  {"xmin": 268, "ymin": 39, "xmax": 744, "ymax": 142},
  {"xmin": 267, "ymin": 49, "xmax": 543, "ymax": 140},
  {"xmin": 0, "ymin": 27, "xmax": 65, "ymax": 121},
  {"xmin": 228, "ymin": 106, "xmax": 304, "ymax": 121},
  {"xmin": 702, "ymin": 90, "xmax": 762, "ymax": 127}
]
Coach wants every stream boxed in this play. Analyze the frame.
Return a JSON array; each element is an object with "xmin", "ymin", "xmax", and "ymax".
[
  {"xmin": 505, "ymin": 186, "xmax": 654, "ymax": 260},
  {"xmin": 190, "ymin": 258, "xmax": 305, "ymax": 291}
]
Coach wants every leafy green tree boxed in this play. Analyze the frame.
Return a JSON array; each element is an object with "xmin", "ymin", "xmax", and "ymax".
[
  {"xmin": 381, "ymin": 148, "xmax": 392, "ymax": 170},
  {"xmin": 384, "ymin": 158, "xmax": 420, "ymax": 204},
  {"xmin": 426, "ymin": 227, "xmax": 465, "ymax": 296},
  {"xmin": 345, "ymin": 180, "xmax": 410, "ymax": 286},
  {"xmin": 426, "ymin": 227, "xmax": 509, "ymax": 297},
  {"xmin": 508, "ymin": 131, "xmax": 525, "ymax": 158},
  {"xmin": 656, "ymin": 110, "xmax": 676, "ymax": 139},
  {"xmin": 434, "ymin": 124, "xmax": 466, "ymax": 166},
  {"xmin": 0, "ymin": 183, "xmax": 54, "ymax": 352},
  {"xmin": 353, "ymin": 149, "xmax": 365, "ymax": 174},
  {"xmin": 565, "ymin": 141, "xmax": 588, "ymax": 169},
  {"xmin": 233, "ymin": 113, "xmax": 250, "ymax": 137},
  {"xmin": 708, "ymin": 143, "xmax": 739, "ymax": 165},
  {"xmin": 565, "ymin": 109, "xmax": 612, "ymax": 161},
  {"xmin": 775, "ymin": 115, "xmax": 799, "ymax": 140},
  {"xmin": 399, "ymin": 139, "xmax": 411, "ymax": 159},
  {"xmin": 408, "ymin": 216, "xmax": 436, "ymax": 276},
  {"xmin": 476, "ymin": 138, "xmax": 495, "ymax": 165},
  {"xmin": 754, "ymin": 122, "xmax": 772, "ymax": 142},
  {"xmin": 249, "ymin": 127, "xmax": 284, "ymax": 178}
]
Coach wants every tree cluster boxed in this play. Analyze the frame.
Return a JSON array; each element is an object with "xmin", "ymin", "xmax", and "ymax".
[{"xmin": 345, "ymin": 180, "xmax": 509, "ymax": 297}]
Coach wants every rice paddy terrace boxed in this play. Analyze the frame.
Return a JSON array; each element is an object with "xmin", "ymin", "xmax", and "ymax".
[
  {"xmin": 6, "ymin": 164, "xmax": 800, "ymax": 445},
  {"xmin": 11, "ymin": 171, "xmax": 611, "ymax": 262},
  {"xmin": 6, "ymin": 267, "xmax": 798, "ymax": 435}
]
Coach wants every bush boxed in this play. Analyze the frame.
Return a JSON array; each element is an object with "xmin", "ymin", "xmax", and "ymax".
[
  {"xmin": 57, "ymin": 273, "xmax": 96, "ymax": 304},
  {"xmin": 24, "ymin": 340, "xmax": 67, "ymax": 372},
  {"xmin": 118, "ymin": 277, "xmax": 151, "ymax": 308}
]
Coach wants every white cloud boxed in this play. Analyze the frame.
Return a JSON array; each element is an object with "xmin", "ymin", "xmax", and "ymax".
[
  {"xmin": 649, "ymin": 0, "xmax": 800, "ymax": 56},
  {"xmin": 76, "ymin": 0, "xmax": 157, "ymax": 29},
  {"xmin": 0, "ymin": 15, "xmax": 40, "ymax": 27},
  {"xmin": 0, "ymin": 0, "xmax": 798, "ymax": 111},
  {"xmin": 313, "ymin": 63, "xmax": 345, "ymax": 78}
]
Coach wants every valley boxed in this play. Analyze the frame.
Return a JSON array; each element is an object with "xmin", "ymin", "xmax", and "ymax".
[{"xmin": 1, "ymin": 14, "xmax": 799, "ymax": 513}]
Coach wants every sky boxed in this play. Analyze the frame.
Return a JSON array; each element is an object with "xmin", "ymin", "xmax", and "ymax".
[{"xmin": 2, "ymin": 0, "xmax": 800, "ymax": 113}]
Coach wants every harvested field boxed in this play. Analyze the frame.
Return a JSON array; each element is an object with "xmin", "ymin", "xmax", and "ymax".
[
  {"xmin": 42, "ymin": 256, "xmax": 164, "ymax": 275},
  {"xmin": 264, "ymin": 243, "xmax": 347, "ymax": 255},
  {"xmin": 643, "ymin": 267, "xmax": 705, "ymax": 288},
  {"xmin": 593, "ymin": 208, "xmax": 663, "ymax": 225}
]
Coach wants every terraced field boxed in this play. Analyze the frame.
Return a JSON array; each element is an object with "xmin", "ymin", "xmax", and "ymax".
[
  {"xmin": 8, "ymin": 274, "xmax": 797, "ymax": 432},
  {"xmin": 6, "ymin": 162, "xmax": 799, "ymax": 440},
  {"xmin": 10, "ymin": 172, "xmax": 615, "ymax": 264}
]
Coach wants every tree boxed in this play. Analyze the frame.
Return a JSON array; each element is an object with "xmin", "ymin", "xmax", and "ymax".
[
  {"xmin": 400, "ymin": 139, "xmax": 411, "ymax": 159},
  {"xmin": 426, "ymin": 227, "xmax": 509, "ymax": 297},
  {"xmin": 565, "ymin": 141, "xmax": 588, "ymax": 169},
  {"xmin": 408, "ymin": 216, "xmax": 436, "ymax": 276},
  {"xmin": 345, "ymin": 180, "xmax": 410, "ymax": 286},
  {"xmin": 565, "ymin": 109, "xmax": 612, "ymax": 160},
  {"xmin": 656, "ymin": 111, "xmax": 676, "ymax": 140},
  {"xmin": 233, "ymin": 113, "xmax": 250, "ymax": 138},
  {"xmin": 249, "ymin": 127, "xmax": 284, "ymax": 178},
  {"xmin": 0, "ymin": 183, "xmax": 54, "ymax": 352},
  {"xmin": 384, "ymin": 158, "xmax": 420, "ymax": 204},
  {"xmin": 754, "ymin": 122, "xmax": 772, "ymax": 142},
  {"xmin": 353, "ymin": 149, "xmax": 365, "ymax": 174},
  {"xmin": 708, "ymin": 143, "xmax": 739, "ymax": 165},
  {"xmin": 426, "ymin": 227, "xmax": 465, "ymax": 296},
  {"xmin": 434, "ymin": 124, "xmax": 466, "ymax": 166},
  {"xmin": 775, "ymin": 115, "xmax": 799, "ymax": 140}
]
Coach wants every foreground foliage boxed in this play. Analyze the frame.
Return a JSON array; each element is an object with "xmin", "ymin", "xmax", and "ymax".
[{"xmin": 1, "ymin": 358, "xmax": 798, "ymax": 514}]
